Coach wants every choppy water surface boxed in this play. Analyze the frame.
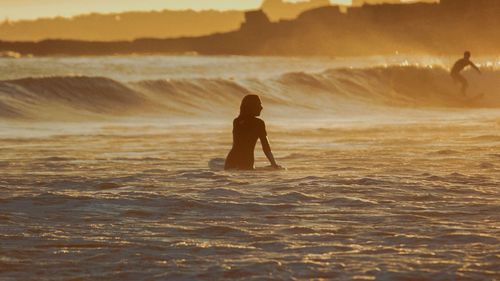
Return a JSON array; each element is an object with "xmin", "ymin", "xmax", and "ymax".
[
  {"xmin": 0, "ymin": 55, "xmax": 499, "ymax": 280},
  {"xmin": 1, "ymin": 118, "xmax": 499, "ymax": 280}
]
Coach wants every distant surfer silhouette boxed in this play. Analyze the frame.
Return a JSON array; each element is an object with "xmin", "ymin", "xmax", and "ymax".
[
  {"xmin": 451, "ymin": 51, "xmax": 481, "ymax": 96},
  {"xmin": 225, "ymin": 94, "xmax": 280, "ymax": 170}
]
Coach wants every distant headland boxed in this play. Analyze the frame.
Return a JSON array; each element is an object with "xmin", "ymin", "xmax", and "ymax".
[
  {"xmin": 1, "ymin": 0, "xmax": 499, "ymax": 57},
  {"xmin": 0, "ymin": 0, "xmax": 330, "ymax": 42}
]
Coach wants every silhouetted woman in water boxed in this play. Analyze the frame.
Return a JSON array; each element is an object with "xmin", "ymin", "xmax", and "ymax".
[{"xmin": 225, "ymin": 94, "xmax": 280, "ymax": 170}]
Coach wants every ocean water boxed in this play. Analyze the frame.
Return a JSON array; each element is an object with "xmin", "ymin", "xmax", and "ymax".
[{"xmin": 0, "ymin": 55, "xmax": 499, "ymax": 280}]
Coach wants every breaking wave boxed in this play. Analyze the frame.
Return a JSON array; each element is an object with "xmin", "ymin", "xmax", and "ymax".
[
  {"xmin": 1, "ymin": 66, "xmax": 499, "ymax": 120},
  {"xmin": 0, "ymin": 76, "xmax": 156, "ymax": 120}
]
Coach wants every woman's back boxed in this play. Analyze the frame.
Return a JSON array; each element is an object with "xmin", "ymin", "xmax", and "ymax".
[{"xmin": 224, "ymin": 116, "xmax": 266, "ymax": 170}]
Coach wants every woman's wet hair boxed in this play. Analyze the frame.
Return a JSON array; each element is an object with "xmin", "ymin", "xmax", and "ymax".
[{"xmin": 239, "ymin": 94, "xmax": 261, "ymax": 116}]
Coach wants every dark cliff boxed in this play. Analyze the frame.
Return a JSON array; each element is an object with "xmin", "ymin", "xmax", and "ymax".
[{"xmin": 1, "ymin": 0, "xmax": 499, "ymax": 57}]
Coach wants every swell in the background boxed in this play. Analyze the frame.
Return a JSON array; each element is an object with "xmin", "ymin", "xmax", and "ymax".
[{"xmin": 1, "ymin": 66, "xmax": 498, "ymax": 121}]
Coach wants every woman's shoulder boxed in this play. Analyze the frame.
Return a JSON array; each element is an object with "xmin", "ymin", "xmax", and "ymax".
[
  {"xmin": 252, "ymin": 117, "xmax": 266, "ymax": 126},
  {"xmin": 233, "ymin": 116, "xmax": 266, "ymax": 129},
  {"xmin": 235, "ymin": 116, "xmax": 265, "ymax": 122}
]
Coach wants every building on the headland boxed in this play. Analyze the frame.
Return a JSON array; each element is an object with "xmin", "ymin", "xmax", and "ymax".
[
  {"xmin": 262, "ymin": 0, "xmax": 331, "ymax": 20},
  {"xmin": 240, "ymin": 10, "xmax": 271, "ymax": 31}
]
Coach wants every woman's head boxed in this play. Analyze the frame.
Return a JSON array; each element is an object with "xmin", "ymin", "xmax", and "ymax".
[{"xmin": 240, "ymin": 94, "xmax": 263, "ymax": 117}]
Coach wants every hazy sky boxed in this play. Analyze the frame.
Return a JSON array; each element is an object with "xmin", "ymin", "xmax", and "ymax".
[{"xmin": 1, "ymin": 0, "xmax": 352, "ymax": 21}]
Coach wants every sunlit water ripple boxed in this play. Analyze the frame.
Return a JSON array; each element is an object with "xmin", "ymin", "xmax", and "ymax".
[{"xmin": 1, "ymin": 119, "xmax": 499, "ymax": 280}]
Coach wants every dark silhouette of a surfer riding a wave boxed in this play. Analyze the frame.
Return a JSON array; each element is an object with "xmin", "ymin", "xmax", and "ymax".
[{"xmin": 451, "ymin": 51, "xmax": 482, "ymax": 98}]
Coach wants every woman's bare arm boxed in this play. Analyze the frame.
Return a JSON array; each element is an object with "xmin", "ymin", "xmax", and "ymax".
[{"xmin": 260, "ymin": 136, "xmax": 279, "ymax": 168}]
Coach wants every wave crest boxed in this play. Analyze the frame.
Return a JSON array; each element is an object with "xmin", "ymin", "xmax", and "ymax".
[
  {"xmin": 0, "ymin": 76, "xmax": 152, "ymax": 120},
  {"xmin": 1, "ymin": 66, "xmax": 499, "ymax": 120}
]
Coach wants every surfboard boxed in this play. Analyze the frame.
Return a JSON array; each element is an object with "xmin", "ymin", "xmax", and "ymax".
[
  {"xmin": 256, "ymin": 165, "xmax": 287, "ymax": 171},
  {"xmin": 208, "ymin": 157, "xmax": 286, "ymax": 171}
]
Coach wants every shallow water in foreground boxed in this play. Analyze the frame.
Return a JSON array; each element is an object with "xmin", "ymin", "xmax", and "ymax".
[{"xmin": 1, "ymin": 116, "xmax": 499, "ymax": 280}]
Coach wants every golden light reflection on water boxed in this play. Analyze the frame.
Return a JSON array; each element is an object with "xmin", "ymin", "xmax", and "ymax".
[{"xmin": 0, "ymin": 116, "xmax": 499, "ymax": 279}]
